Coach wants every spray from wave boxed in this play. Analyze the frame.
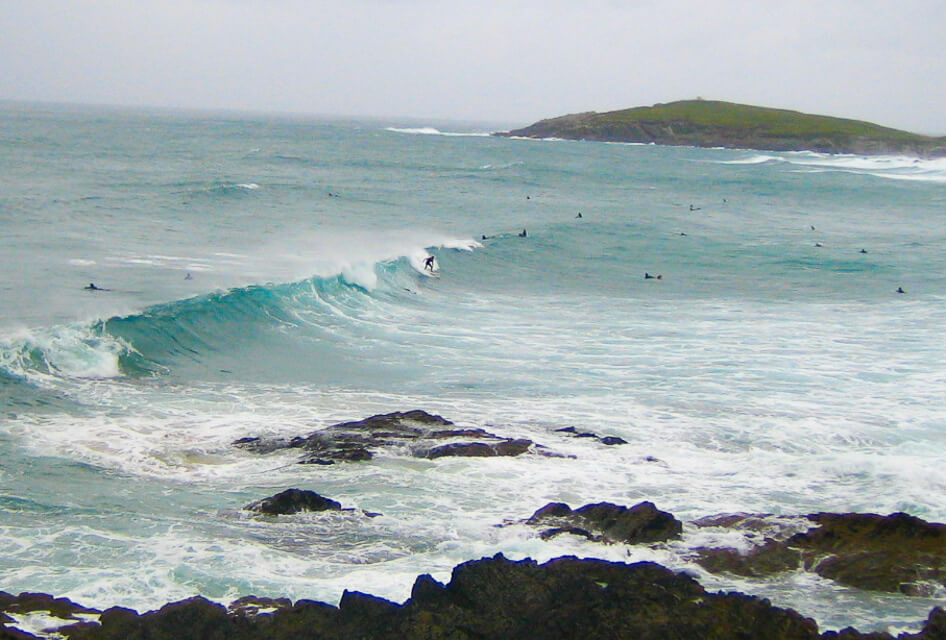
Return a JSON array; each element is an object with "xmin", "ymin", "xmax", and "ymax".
[
  {"xmin": 717, "ymin": 152, "xmax": 946, "ymax": 183},
  {"xmin": 384, "ymin": 127, "xmax": 491, "ymax": 138}
]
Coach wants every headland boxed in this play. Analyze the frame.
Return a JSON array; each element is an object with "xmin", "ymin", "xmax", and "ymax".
[{"xmin": 496, "ymin": 99, "xmax": 946, "ymax": 156}]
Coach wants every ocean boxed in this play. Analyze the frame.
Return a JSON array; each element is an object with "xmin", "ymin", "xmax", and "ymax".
[{"xmin": 2, "ymin": 102, "xmax": 946, "ymax": 634}]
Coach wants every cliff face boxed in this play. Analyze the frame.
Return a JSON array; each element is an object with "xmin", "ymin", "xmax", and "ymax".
[{"xmin": 498, "ymin": 100, "xmax": 946, "ymax": 156}]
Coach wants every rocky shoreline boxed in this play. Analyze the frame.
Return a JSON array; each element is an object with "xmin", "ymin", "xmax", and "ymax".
[
  {"xmin": 4, "ymin": 551, "xmax": 946, "ymax": 639},
  {"xmin": 5, "ymin": 410, "xmax": 946, "ymax": 639}
]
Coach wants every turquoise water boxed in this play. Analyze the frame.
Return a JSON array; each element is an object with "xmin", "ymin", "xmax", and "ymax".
[{"xmin": 2, "ymin": 102, "xmax": 946, "ymax": 633}]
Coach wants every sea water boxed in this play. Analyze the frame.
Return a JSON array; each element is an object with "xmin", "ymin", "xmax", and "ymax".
[{"xmin": 2, "ymin": 102, "xmax": 946, "ymax": 634}]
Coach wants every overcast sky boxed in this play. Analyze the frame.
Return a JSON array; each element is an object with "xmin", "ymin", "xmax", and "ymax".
[{"xmin": 3, "ymin": 0, "xmax": 945, "ymax": 133}]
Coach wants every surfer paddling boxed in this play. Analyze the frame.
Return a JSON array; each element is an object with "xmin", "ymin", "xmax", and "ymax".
[{"xmin": 84, "ymin": 282, "xmax": 109, "ymax": 291}]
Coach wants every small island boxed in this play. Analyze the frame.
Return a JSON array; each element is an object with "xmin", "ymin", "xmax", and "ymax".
[{"xmin": 496, "ymin": 99, "xmax": 946, "ymax": 156}]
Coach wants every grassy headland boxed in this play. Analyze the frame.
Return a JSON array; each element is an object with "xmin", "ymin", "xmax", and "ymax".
[{"xmin": 497, "ymin": 99, "xmax": 946, "ymax": 156}]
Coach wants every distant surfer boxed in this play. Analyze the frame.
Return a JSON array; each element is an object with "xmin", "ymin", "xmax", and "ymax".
[
  {"xmin": 810, "ymin": 225, "xmax": 816, "ymax": 230},
  {"xmin": 424, "ymin": 256, "xmax": 435, "ymax": 271},
  {"xmin": 814, "ymin": 242, "xmax": 823, "ymax": 247},
  {"xmin": 185, "ymin": 272, "xmax": 193, "ymax": 280},
  {"xmin": 897, "ymin": 287, "xmax": 905, "ymax": 294},
  {"xmin": 84, "ymin": 282, "xmax": 108, "ymax": 291},
  {"xmin": 689, "ymin": 204, "xmax": 701, "ymax": 211},
  {"xmin": 859, "ymin": 249, "xmax": 868, "ymax": 254},
  {"xmin": 519, "ymin": 229, "xmax": 527, "ymax": 237},
  {"xmin": 644, "ymin": 273, "xmax": 662, "ymax": 280},
  {"xmin": 576, "ymin": 212, "xmax": 582, "ymax": 218}
]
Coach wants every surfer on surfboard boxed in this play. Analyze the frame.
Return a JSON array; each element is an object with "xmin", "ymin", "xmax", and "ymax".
[{"xmin": 424, "ymin": 256, "xmax": 435, "ymax": 271}]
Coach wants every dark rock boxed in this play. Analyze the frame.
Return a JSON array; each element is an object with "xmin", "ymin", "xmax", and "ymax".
[
  {"xmin": 385, "ymin": 554, "xmax": 821, "ymax": 640},
  {"xmin": 425, "ymin": 442, "xmax": 495, "ymax": 458},
  {"xmin": 234, "ymin": 410, "xmax": 545, "ymax": 465},
  {"xmin": 694, "ymin": 511, "xmax": 946, "ymax": 596},
  {"xmin": 228, "ymin": 596, "xmax": 292, "ymax": 617},
  {"xmin": 425, "ymin": 439, "xmax": 532, "ymax": 459},
  {"xmin": 527, "ymin": 500, "xmax": 682, "ymax": 544},
  {"xmin": 555, "ymin": 426, "xmax": 629, "ymax": 446},
  {"xmin": 65, "ymin": 596, "xmax": 243, "ymax": 640},
  {"xmin": 528, "ymin": 502, "xmax": 573, "ymax": 520},
  {"xmin": 23, "ymin": 554, "xmax": 946, "ymax": 639},
  {"xmin": 789, "ymin": 512, "xmax": 946, "ymax": 593},
  {"xmin": 245, "ymin": 489, "xmax": 342, "ymax": 515},
  {"xmin": 5, "ymin": 592, "xmax": 99, "ymax": 619},
  {"xmin": 408, "ymin": 574, "xmax": 445, "ymax": 604},
  {"xmin": 429, "ymin": 428, "xmax": 493, "ymax": 439},
  {"xmin": 538, "ymin": 525, "xmax": 601, "ymax": 541},
  {"xmin": 695, "ymin": 539, "xmax": 801, "ymax": 577}
]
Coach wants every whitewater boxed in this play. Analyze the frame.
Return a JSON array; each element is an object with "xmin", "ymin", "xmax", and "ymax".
[{"xmin": 2, "ymin": 102, "xmax": 946, "ymax": 634}]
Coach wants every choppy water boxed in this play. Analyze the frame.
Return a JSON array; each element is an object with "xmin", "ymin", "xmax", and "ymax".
[{"xmin": 2, "ymin": 102, "xmax": 946, "ymax": 634}]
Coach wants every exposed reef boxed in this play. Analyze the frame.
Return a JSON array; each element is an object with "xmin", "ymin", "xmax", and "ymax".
[
  {"xmin": 496, "ymin": 99, "xmax": 946, "ymax": 157},
  {"xmin": 525, "ymin": 500, "xmax": 682, "ymax": 544},
  {"xmin": 693, "ymin": 511, "xmax": 946, "ymax": 596},
  {"xmin": 8, "ymin": 410, "xmax": 946, "ymax": 638},
  {"xmin": 233, "ymin": 410, "xmax": 540, "ymax": 464},
  {"xmin": 10, "ymin": 555, "xmax": 946, "ymax": 639}
]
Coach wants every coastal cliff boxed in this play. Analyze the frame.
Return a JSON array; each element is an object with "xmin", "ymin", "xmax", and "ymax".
[{"xmin": 497, "ymin": 99, "xmax": 946, "ymax": 156}]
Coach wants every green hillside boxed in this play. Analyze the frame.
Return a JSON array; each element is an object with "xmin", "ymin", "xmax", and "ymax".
[{"xmin": 499, "ymin": 100, "xmax": 945, "ymax": 156}]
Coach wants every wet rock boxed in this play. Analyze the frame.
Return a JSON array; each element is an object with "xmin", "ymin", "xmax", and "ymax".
[
  {"xmin": 555, "ymin": 425, "xmax": 628, "ymax": 446},
  {"xmin": 227, "ymin": 596, "xmax": 293, "ymax": 617},
  {"xmin": 22, "ymin": 555, "xmax": 946, "ymax": 639},
  {"xmin": 245, "ymin": 489, "xmax": 342, "ymax": 515},
  {"xmin": 0, "ymin": 591, "xmax": 99, "ymax": 623},
  {"xmin": 425, "ymin": 438, "xmax": 532, "ymax": 458},
  {"xmin": 527, "ymin": 500, "xmax": 682, "ymax": 544},
  {"xmin": 234, "ymin": 410, "xmax": 546, "ymax": 465},
  {"xmin": 693, "ymin": 511, "xmax": 946, "ymax": 596},
  {"xmin": 379, "ymin": 554, "xmax": 822, "ymax": 640},
  {"xmin": 791, "ymin": 512, "xmax": 946, "ymax": 594},
  {"xmin": 695, "ymin": 539, "xmax": 801, "ymax": 577}
]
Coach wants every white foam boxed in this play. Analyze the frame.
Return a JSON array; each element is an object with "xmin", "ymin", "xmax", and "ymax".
[
  {"xmin": 0, "ymin": 324, "xmax": 129, "ymax": 382},
  {"xmin": 4, "ymin": 611, "xmax": 99, "ymax": 638},
  {"xmin": 718, "ymin": 151, "xmax": 946, "ymax": 183},
  {"xmin": 340, "ymin": 262, "xmax": 379, "ymax": 291},
  {"xmin": 68, "ymin": 259, "xmax": 96, "ymax": 266},
  {"xmin": 385, "ymin": 127, "xmax": 490, "ymax": 137},
  {"xmin": 718, "ymin": 154, "xmax": 783, "ymax": 165}
]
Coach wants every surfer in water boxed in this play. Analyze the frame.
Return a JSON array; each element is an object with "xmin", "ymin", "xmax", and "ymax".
[
  {"xmin": 424, "ymin": 256, "xmax": 435, "ymax": 271},
  {"xmin": 644, "ymin": 273, "xmax": 662, "ymax": 280},
  {"xmin": 84, "ymin": 282, "xmax": 108, "ymax": 291},
  {"xmin": 519, "ymin": 229, "xmax": 527, "ymax": 237}
]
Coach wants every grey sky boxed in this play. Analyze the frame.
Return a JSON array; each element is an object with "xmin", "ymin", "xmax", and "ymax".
[{"xmin": 3, "ymin": 0, "xmax": 945, "ymax": 133}]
